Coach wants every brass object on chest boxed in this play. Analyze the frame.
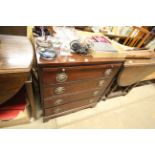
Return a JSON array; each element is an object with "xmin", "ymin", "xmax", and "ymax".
[
  {"xmin": 54, "ymin": 87, "xmax": 65, "ymax": 95},
  {"xmin": 54, "ymin": 99, "xmax": 63, "ymax": 106},
  {"xmin": 105, "ymin": 69, "xmax": 113, "ymax": 76},
  {"xmin": 56, "ymin": 72, "xmax": 68, "ymax": 82},
  {"xmin": 98, "ymin": 80, "xmax": 105, "ymax": 86},
  {"xmin": 93, "ymin": 90, "xmax": 100, "ymax": 96}
]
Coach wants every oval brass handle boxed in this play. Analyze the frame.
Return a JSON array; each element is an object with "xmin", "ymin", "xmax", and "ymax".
[
  {"xmin": 98, "ymin": 80, "xmax": 105, "ymax": 86},
  {"xmin": 93, "ymin": 90, "xmax": 99, "ymax": 96},
  {"xmin": 89, "ymin": 99, "xmax": 95, "ymax": 104},
  {"xmin": 56, "ymin": 72, "xmax": 68, "ymax": 83},
  {"xmin": 105, "ymin": 69, "xmax": 112, "ymax": 76},
  {"xmin": 54, "ymin": 99, "xmax": 63, "ymax": 106},
  {"xmin": 54, "ymin": 87, "xmax": 65, "ymax": 95},
  {"xmin": 53, "ymin": 108, "xmax": 62, "ymax": 114}
]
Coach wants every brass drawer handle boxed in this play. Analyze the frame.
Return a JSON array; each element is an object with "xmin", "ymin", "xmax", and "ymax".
[
  {"xmin": 98, "ymin": 80, "xmax": 105, "ymax": 87},
  {"xmin": 53, "ymin": 108, "xmax": 62, "ymax": 114},
  {"xmin": 93, "ymin": 90, "xmax": 99, "ymax": 96},
  {"xmin": 54, "ymin": 87, "xmax": 65, "ymax": 95},
  {"xmin": 56, "ymin": 72, "xmax": 68, "ymax": 83},
  {"xmin": 54, "ymin": 99, "xmax": 63, "ymax": 106},
  {"xmin": 105, "ymin": 69, "xmax": 112, "ymax": 76}
]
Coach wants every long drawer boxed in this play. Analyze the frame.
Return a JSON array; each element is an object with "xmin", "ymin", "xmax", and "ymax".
[
  {"xmin": 41, "ymin": 64, "xmax": 121, "ymax": 85},
  {"xmin": 43, "ymin": 78, "xmax": 111, "ymax": 98},
  {"xmin": 44, "ymin": 97, "xmax": 99, "ymax": 116},
  {"xmin": 44, "ymin": 89, "xmax": 103, "ymax": 108}
]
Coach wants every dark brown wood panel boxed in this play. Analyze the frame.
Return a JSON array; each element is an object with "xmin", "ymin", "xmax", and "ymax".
[
  {"xmin": 43, "ymin": 103, "xmax": 95, "ymax": 122},
  {"xmin": 0, "ymin": 26, "xmax": 27, "ymax": 36},
  {"xmin": 44, "ymin": 97, "xmax": 99, "ymax": 116},
  {"xmin": 0, "ymin": 72, "xmax": 28, "ymax": 104},
  {"xmin": 41, "ymin": 64, "xmax": 121, "ymax": 85},
  {"xmin": 44, "ymin": 89, "xmax": 104, "ymax": 108},
  {"xmin": 43, "ymin": 78, "xmax": 111, "ymax": 98}
]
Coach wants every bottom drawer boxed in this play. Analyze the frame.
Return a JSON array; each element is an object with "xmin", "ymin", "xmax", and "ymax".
[
  {"xmin": 44, "ymin": 97, "xmax": 99, "ymax": 116},
  {"xmin": 44, "ymin": 89, "xmax": 104, "ymax": 108}
]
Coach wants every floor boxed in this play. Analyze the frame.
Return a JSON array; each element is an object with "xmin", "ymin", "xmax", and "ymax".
[{"xmin": 7, "ymin": 84, "xmax": 155, "ymax": 129}]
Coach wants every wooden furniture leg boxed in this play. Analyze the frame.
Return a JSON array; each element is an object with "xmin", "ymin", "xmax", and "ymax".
[{"xmin": 25, "ymin": 76, "xmax": 36, "ymax": 119}]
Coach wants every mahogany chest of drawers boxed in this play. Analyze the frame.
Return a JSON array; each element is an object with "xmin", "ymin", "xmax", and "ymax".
[{"xmin": 34, "ymin": 48, "xmax": 124, "ymax": 122}]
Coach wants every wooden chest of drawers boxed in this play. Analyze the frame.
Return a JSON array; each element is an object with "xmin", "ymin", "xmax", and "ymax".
[{"xmin": 35, "ymin": 48, "xmax": 124, "ymax": 122}]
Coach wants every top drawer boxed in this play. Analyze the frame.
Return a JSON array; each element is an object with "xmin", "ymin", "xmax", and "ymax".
[{"xmin": 40, "ymin": 63, "xmax": 121, "ymax": 85}]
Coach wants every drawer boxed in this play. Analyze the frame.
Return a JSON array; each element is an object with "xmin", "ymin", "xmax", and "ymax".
[
  {"xmin": 41, "ymin": 64, "xmax": 121, "ymax": 85},
  {"xmin": 44, "ymin": 97, "xmax": 99, "ymax": 116},
  {"xmin": 43, "ymin": 78, "xmax": 111, "ymax": 98},
  {"xmin": 44, "ymin": 89, "xmax": 103, "ymax": 108}
]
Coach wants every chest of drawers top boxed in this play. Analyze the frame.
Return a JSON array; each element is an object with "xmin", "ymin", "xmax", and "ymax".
[{"xmin": 35, "ymin": 49, "xmax": 124, "ymax": 68}]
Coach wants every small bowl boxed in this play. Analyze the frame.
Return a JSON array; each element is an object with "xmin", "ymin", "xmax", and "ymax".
[{"xmin": 39, "ymin": 49, "xmax": 57, "ymax": 61}]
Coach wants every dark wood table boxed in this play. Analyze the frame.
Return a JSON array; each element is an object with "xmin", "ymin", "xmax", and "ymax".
[{"xmin": 0, "ymin": 35, "xmax": 35, "ymax": 117}]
